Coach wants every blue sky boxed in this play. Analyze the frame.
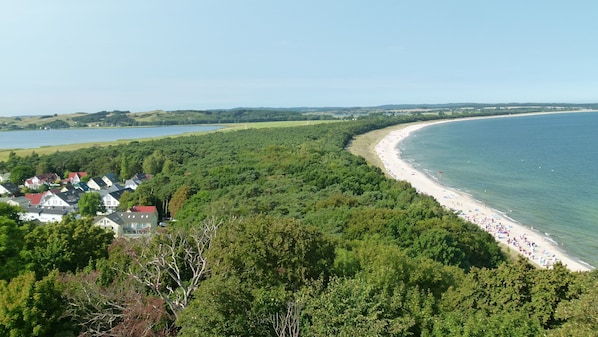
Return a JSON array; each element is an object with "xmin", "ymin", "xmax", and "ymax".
[{"xmin": 2, "ymin": 1, "xmax": 598, "ymax": 116}]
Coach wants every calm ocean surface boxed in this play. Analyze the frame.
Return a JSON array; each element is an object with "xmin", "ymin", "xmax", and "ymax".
[
  {"xmin": 400, "ymin": 112, "xmax": 598, "ymax": 268},
  {"xmin": 0, "ymin": 125, "xmax": 222, "ymax": 150}
]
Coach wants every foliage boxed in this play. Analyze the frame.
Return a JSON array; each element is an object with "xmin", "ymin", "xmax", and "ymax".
[
  {"xmin": 0, "ymin": 204, "xmax": 27, "ymax": 280},
  {"xmin": 0, "ymin": 271, "xmax": 72, "ymax": 336},
  {"xmin": 78, "ymin": 192, "xmax": 106, "ymax": 217},
  {"xmin": 207, "ymin": 214, "xmax": 335, "ymax": 291},
  {"xmin": 21, "ymin": 216, "xmax": 113, "ymax": 277},
  {"xmin": 437, "ymin": 259, "xmax": 578, "ymax": 333},
  {"xmin": 2, "ymin": 114, "xmax": 598, "ymax": 336},
  {"xmin": 177, "ymin": 215, "xmax": 335, "ymax": 336},
  {"xmin": 548, "ymin": 270, "xmax": 598, "ymax": 336},
  {"xmin": 168, "ymin": 185, "xmax": 190, "ymax": 219},
  {"xmin": 9, "ymin": 164, "xmax": 34, "ymax": 185}
]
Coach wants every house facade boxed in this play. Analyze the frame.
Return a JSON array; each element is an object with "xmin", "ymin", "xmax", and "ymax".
[
  {"xmin": 24, "ymin": 173, "xmax": 60, "ymax": 190},
  {"xmin": 20, "ymin": 206, "xmax": 71, "ymax": 223},
  {"xmin": 93, "ymin": 208, "xmax": 158, "ymax": 238},
  {"xmin": 125, "ymin": 173, "xmax": 152, "ymax": 190},
  {"xmin": 0, "ymin": 182, "xmax": 19, "ymax": 196},
  {"xmin": 67, "ymin": 172, "xmax": 87, "ymax": 184},
  {"xmin": 101, "ymin": 188, "xmax": 133, "ymax": 213},
  {"xmin": 39, "ymin": 189, "xmax": 82, "ymax": 208},
  {"xmin": 102, "ymin": 173, "xmax": 119, "ymax": 187},
  {"xmin": 87, "ymin": 177, "xmax": 108, "ymax": 191},
  {"xmin": 4, "ymin": 196, "xmax": 30, "ymax": 208},
  {"xmin": 0, "ymin": 173, "xmax": 10, "ymax": 183}
]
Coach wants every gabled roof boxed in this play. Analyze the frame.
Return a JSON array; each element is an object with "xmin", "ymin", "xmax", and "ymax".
[
  {"xmin": 55, "ymin": 189, "xmax": 83, "ymax": 204},
  {"xmin": 88, "ymin": 177, "xmax": 107, "ymax": 188},
  {"xmin": 103, "ymin": 173, "xmax": 119, "ymax": 183},
  {"xmin": 131, "ymin": 173, "xmax": 152, "ymax": 182},
  {"xmin": 105, "ymin": 212, "xmax": 126, "ymax": 226},
  {"xmin": 5, "ymin": 196, "xmax": 29, "ymax": 207},
  {"xmin": 25, "ymin": 193, "xmax": 44, "ymax": 205},
  {"xmin": 74, "ymin": 182, "xmax": 90, "ymax": 191},
  {"xmin": 95, "ymin": 211, "xmax": 157, "ymax": 226},
  {"xmin": 107, "ymin": 188, "xmax": 133, "ymax": 200},
  {"xmin": 0, "ymin": 182, "xmax": 19, "ymax": 195},
  {"xmin": 130, "ymin": 205, "xmax": 157, "ymax": 213},
  {"xmin": 116, "ymin": 211, "xmax": 157, "ymax": 225},
  {"xmin": 107, "ymin": 184, "xmax": 126, "ymax": 192},
  {"xmin": 23, "ymin": 205, "xmax": 72, "ymax": 216},
  {"xmin": 68, "ymin": 171, "xmax": 87, "ymax": 180},
  {"xmin": 37, "ymin": 173, "xmax": 60, "ymax": 181}
]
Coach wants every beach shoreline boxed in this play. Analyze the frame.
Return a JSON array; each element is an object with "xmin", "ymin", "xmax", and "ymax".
[{"xmin": 375, "ymin": 113, "xmax": 594, "ymax": 272}]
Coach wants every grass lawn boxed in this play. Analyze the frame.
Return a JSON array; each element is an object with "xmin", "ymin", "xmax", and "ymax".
[{"xmin": 346, "ymin": 122, "xmax": 416, "ymax": 177}]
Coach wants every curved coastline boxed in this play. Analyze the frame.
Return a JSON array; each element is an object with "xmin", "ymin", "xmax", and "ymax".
[{"xmin": 375, "ymin": 114, "xmax": 594, "ymax": 272}]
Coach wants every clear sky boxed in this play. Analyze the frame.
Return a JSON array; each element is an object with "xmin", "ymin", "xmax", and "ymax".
[{"xmin": 2, "ymin": 1, "xmax": 598, "ymax": 116}]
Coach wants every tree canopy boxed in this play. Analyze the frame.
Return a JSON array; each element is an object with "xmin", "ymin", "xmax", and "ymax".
[{"xmin": 1, "ymin": 112, "xmax": 597, "ymax": 336}]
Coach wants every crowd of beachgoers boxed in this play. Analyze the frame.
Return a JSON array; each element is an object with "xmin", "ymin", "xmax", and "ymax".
[{"xmin": 375, "ymin": 117, "xmax": 592, "ymax": 272}]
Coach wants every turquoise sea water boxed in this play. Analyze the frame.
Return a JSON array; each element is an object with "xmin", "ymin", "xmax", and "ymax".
[{"xmin": 400, "ymin": 112, "xmax": 598, "ymax": 268}]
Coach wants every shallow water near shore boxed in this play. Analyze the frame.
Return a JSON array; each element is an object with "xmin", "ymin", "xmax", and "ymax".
[{"xmin": 400, "ymin": 112, "xmax": 598, "ymax": 268}]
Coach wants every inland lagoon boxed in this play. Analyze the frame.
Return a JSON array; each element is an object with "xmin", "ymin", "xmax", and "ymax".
[{"xmin": 0, "ymin": 125, "xmax": 222, "ymax": 150}]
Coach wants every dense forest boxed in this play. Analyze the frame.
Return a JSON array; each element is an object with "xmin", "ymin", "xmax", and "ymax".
[{"xmin": 1, "ymin": 112, "xmax": 597, "ymax": 336}]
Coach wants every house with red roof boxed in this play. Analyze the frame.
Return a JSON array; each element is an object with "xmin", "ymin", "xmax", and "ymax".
[
  {"xmin": 93, "ymin": 207, "xmax": 158, "ymax": 238},
  {"xmin": 67, "ymin": 172, "xmax": 87, "ymax": 184},
  {"xmin": 130, "ymin": 205, "xmax": 157, "ymax": 213},
  {"xmin": 25, "ymin": 193, "xmax": 44, "ymax": 206},
  {"xmin": 25, "ymin": 173, "xmax": 60, "ymax": 190}
]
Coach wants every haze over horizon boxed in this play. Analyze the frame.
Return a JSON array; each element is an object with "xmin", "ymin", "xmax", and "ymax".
[{"xmin": 2, "ymin": 1, "xmax": 598, "ymax": 117}]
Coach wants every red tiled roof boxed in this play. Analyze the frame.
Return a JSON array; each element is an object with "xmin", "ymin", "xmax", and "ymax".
[
  {"xmin": 131, "ymin": 205, "xmax": 157, "ymax": 213},
  {"xmin": 69, "ymin": 171, "xmax": 87, "ymax": 178},
  {"xmin": 68, "ymin": 172, "xmax": 87, "ymax": 182},
  {"xmin": 25, "ymin": 193, "xmax": 43, "ymax": 205}
]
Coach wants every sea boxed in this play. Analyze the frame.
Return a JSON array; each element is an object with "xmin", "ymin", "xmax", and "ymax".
[
  {"xmin": 400, "ymin": 111, "xmax": 598, "ymax": 268},
  {"xmin": 0, "ymin": 125, "xmax": 222, "ymax": 150}
]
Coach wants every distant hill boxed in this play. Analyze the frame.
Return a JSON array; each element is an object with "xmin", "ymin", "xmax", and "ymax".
[{"xmin": 1, "ymin": 103, "xmax": 595, "ymax": 131}]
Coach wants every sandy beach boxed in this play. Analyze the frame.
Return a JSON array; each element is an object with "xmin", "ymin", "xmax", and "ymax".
[{"xmin": 375, "ymin": 116, "xmax": 593, "ymax": 272}]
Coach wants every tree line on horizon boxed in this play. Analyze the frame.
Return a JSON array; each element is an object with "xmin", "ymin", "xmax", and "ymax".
[
  {"xmin": 1, "ymin": 111, "xmax": 597, "ymax": 336},
  {"xmin": 0, "ymin": 109, "xmax": 337, "ymax": 131},
  {"xmin": 3, "ymin": 102, "xmax": 596, "ymax": 131}
]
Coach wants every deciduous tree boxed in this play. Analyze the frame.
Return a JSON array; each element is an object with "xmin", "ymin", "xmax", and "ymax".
[
  {"xmin": 78, "ymin": 192, "xmax": 106, "ymax": 217},
  {"xmin": 0, "ymin": 271, "xmax": 72, "ymax": 336},
  {"xmin": 127, "ymin": 218, "xmax": 220, "ymax": 320},
  {"xmin": 22, "ymin": 216, "xmax": 113, "ymax": 277}
]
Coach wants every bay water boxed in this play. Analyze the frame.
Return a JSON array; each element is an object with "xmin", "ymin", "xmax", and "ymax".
[
  {"xmin": 0, "ymin": 125, "xmax": 222, "ymax": 150},
  {"xmin": 400, "ymin": 112, "xmax": 598, "ymax": 268}
]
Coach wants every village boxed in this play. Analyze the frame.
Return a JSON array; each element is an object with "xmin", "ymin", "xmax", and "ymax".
[{"xmin": 0, "ymin": 171, "xmax": 159, "ymax": 238}]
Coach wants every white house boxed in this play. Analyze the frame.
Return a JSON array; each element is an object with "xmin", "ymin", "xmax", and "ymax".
[
  {"xmin": 87, "ymin": 177, "xmax": 107, "ymax": 191},
  {"xmin": 93, "ymin": 208, "xmax": 158, "ymax": 238},
  {"xmin": 0, "ymin": 173, "xmax": 10, "ymax": 183},
  {"xmin": 24, "ymin": 173, "xmax": 60, "ymax": 190},
  {"xmin": 102, "ymin": 173, "xmax": 119, "ymax": 187},
  {"xmin": 67, "ymin": 172, "xmax": 87, "ymax": 185},
  {"xmin": 124, "ymin": 173, "xmax": 152, "ymax": 190},
  {"xmin": 100, "ymin": 188, "xmax": 133, "ymax": 213},
  {"xmin": 20, "ymin": 206, "xmax": 71, "ymax": 223},
  {"xmin": 39, "ymin": 189, "xmax": 82, "ymax": 208},
  {"xmin": 0, "ymin": 182, "xmax": 19, "ymax": 196}
]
